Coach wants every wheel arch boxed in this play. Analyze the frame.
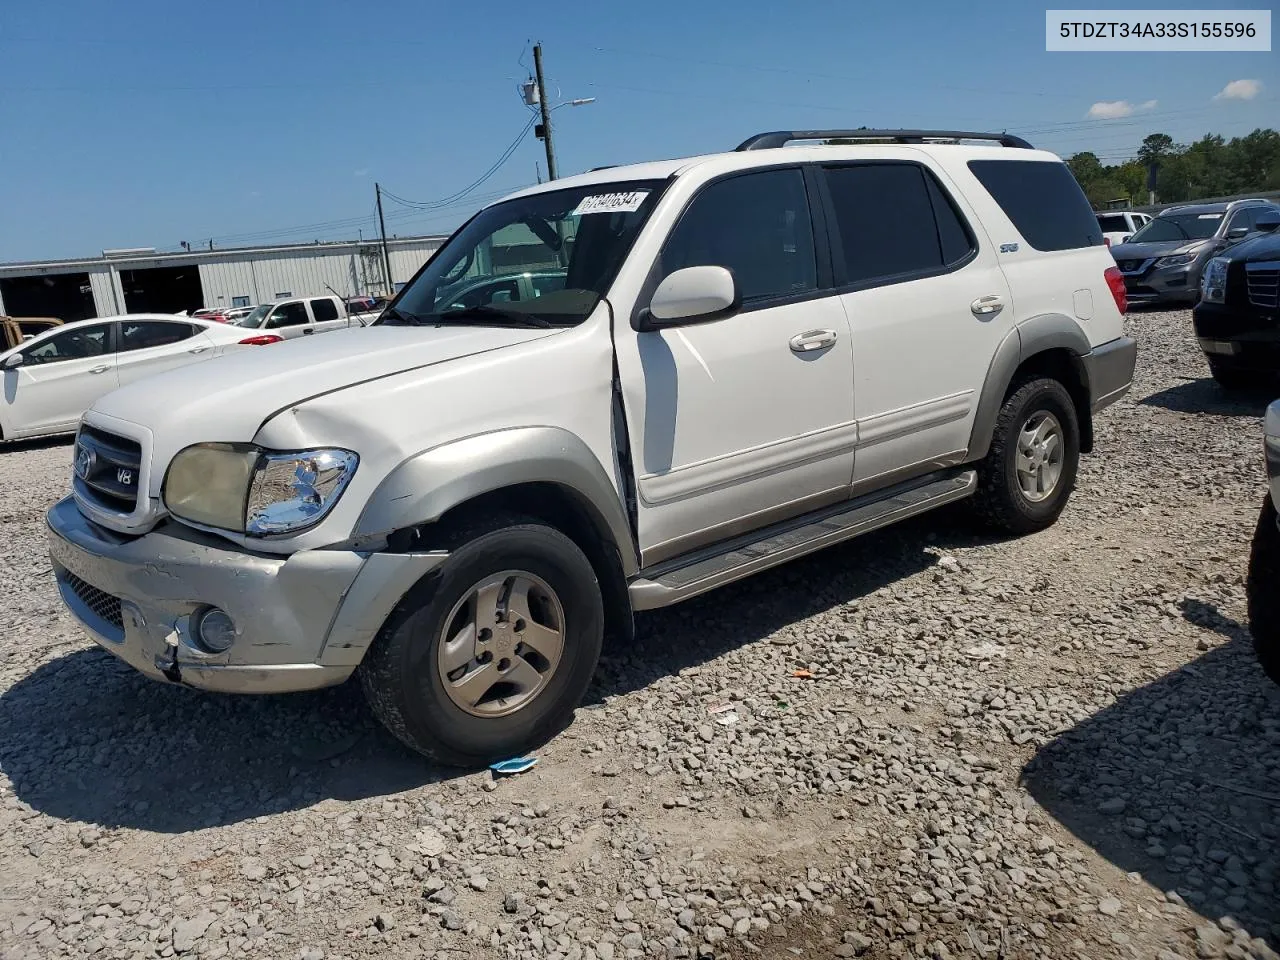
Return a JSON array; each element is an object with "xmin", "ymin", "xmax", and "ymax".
[
  {"xmin": 967, "ymin": 314, "xmax": 1095, "ymax": 460},
  {"xmin": 353, "ymin": 427, "xmax": 637, "ymax": 646}
]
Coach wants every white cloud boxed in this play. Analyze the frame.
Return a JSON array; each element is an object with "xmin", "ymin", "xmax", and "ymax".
[
  {"xmin": 1214, "ymin": 79, "xmax": 1262, "ymax": 101},
  {"xmin": 1087, "ymin": 99, "xmax": 1158, "ymax": 119}
]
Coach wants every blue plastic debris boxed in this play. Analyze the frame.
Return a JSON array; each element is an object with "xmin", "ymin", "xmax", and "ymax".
[{"xmin": 489, "ymin": 756, "xmax": 538, "ymax": 775}]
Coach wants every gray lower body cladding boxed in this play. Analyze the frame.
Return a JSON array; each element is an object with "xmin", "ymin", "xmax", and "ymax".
[{"xmin": 1081, "ymin": 336, "xmax": 1138, "ymax": 413}]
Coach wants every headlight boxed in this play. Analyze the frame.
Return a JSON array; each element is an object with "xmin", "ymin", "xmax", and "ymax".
[
  {"xmin": 164, "ymin": 444, "xmax": 358, "ymax": 535},
  {"xmin": 246, "ymin": 449, "xmax": 359, "ymax": 534},
  {"xmin": 164, "ymin": 443, "xmax": 259, "ymax": 530},
  {"xmin": 1155, "ymin": 253, "xmax": 1196, "ymax": 268},
  {"xmin": 1201, "ymin": 257, "xmax": 1229, "ymax": 303}
]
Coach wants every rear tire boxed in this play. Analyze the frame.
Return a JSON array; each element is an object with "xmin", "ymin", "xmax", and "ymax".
[
  {"xmin": 1247, "ymin": 494, "xmax": 1280, "ymax": 686},
  {"xmin": 359, "ymin": 516, "xmax": 604, "ymax": 767},
  {"xmin": 971, "ymin": 377, "xmax": 1080, "ymax": 535}
]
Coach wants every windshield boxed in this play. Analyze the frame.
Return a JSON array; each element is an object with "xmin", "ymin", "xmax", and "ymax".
[
  {"xmin": 235, "ymin": 303, "xmax": 274, "ymax": 329},
  {"xmin": 382, "ymin": 180, "xmax": 667, "ymax": 328},
  {"xmin": 1129, "ymin": 212, "xmax": 1222, "ymax": 243}
]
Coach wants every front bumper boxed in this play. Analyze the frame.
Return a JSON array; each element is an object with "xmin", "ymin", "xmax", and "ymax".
[
  {"xmin": 46, "ymin": 497, "xmax": 446, "ymax": 694},
  {"xmin": 1193, "ymin": 300, "xmax": 1280, "ymax": 372},
  {"xmin": 1082, "ymin": 336, "xmax": 1138, "ymax": 413},
  {"xmin": 1119, "ymin": 263, "xmax": 1201, "ymax": 304}
]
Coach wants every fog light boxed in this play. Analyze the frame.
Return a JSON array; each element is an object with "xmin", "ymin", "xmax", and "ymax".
[{"xmin": 192, "ymin": 607, "xmax": 236, "ymax": 653}]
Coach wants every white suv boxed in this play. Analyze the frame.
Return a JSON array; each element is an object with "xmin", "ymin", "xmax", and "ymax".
[{"xmin": 47, "ymin": 128, "xmax": 1136, "ymax": 766}]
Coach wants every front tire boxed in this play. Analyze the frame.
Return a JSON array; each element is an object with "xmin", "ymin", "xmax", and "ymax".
[
  {"xmin": 359, "ymin": 517, "xmax": 605, "ymax": 767},
  {"xmin": 1208, "ymin": 358, "xmax": 1265, "ymax": 392},
  {"xmin": 1247, "ymin": 494, "xmax": 1280, "ymax": 686},
  {"xmin": 971, "ymin": 377, "xmax": 1080, "ymax": 535}
]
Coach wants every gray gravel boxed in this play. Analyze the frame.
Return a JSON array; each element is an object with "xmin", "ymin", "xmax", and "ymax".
[{"xmin": 1, "ymin": 308, "xmax": 1278, "ymax": 960}]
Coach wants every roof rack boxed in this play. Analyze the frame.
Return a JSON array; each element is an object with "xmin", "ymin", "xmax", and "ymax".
[{"xmin": 735, "ymin": 129, "xmax": 1034, "ymax": 151}]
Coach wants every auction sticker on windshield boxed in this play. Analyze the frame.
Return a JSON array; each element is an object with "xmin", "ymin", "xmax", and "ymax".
[{"xmin": 572, "ymin": 191, "xmax": 649, "ymax": 216}]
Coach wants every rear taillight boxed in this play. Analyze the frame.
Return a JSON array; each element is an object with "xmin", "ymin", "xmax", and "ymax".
[
  {"xmin": 1103, "ymin": 236, "xmax": 1111, "ymax": 247},
  {"xmin": 1104, "ymin": 265, "xmax": 1127, "ymax": 315},
  {"xmin": 239, "ymin": 334, "xmax": 283, "ymax": 345}
]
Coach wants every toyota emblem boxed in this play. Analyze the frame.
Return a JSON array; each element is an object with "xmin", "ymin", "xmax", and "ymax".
[{"xmin": 74, "ymin": 446, "xmax": 95, "ymax": 480}]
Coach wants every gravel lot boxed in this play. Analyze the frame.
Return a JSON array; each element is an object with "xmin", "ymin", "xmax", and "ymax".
[{"xmin": 1, "ymin": 307, "xmax": 1278, "ymax": 960}]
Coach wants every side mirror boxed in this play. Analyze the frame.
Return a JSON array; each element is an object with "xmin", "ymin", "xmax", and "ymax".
[
  {"xmin": 1226, "ymin": 226, "xmax": 1249, "ymax": 241},
  {"xmin": 638, "ymin": 266, "xmax": 739, "ymax": 331},
  {"xmin": 3, "ymin": 353, "xmax": 23, "ymax": 370},
  {"xmin": 1256, "ymin": 214, "xmax": 1280, "ymax": 233}
]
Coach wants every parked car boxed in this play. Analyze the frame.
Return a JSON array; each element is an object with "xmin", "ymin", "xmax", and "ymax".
[
  {"xmin": 1247, "ymin": 399, "xmax": 1280, "ymax": 686},
  {"xmin": 232, "ymin": 295, "xmax": 370, "ymax": 341},
  {"xmin": 1, "ymin": 314, "xmax": 269, "ymax": 443},
  {"xmin": 1096, "ymin": 210, "xmax": 1151, "ymax": 247},
  {"xmin": 1109, "ymin": 198, "xmax": 1280, "ymax": 306},
  {"xmin": 1, "ymin": 315, "xmax": 63, "ymax": 351},
  {"xmin": 1193, "ymin": 208, "xmax": 1280, "ymax": 389},
  {"xmin": 46, "ymin": 127, "xmax": 1135, "ymax": 767},
  {"xmin": 223, "ymin": 306, "xmax": 255, "ymax": 323}
]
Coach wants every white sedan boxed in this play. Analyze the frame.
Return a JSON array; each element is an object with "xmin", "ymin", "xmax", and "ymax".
[{"xmin": 1, "ymin": 314, "xmax": 266, "ymax": 443}]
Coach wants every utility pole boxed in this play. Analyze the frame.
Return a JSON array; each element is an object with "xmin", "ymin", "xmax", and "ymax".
[
  {"xmin": 375, "ymin": 182, "xmax": 392, "ymax": 296},
  {"xmin": 533, "ymin": 43, "xmax": 557, "ymax": 180}
]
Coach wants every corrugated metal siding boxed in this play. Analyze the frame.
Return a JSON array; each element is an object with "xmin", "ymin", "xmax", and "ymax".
[
  {"xmin": 88, "ymin": 267, "xmax": 122, "ymax": 317},
  {"xmin": 0, "ymin": 237, "xmax": 445, "ymax": 315},
  {"xmin": 198, "ymin": 239, "xmax": 442, "ymax": 306}
]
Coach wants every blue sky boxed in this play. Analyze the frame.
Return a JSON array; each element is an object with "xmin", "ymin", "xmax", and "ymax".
[{"xmin": 1, "ymin": 0, "xmax": 1275, "ymax": 261}]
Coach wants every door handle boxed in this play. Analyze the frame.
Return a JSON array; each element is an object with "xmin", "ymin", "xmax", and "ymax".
[
  {"xmin": 89, "ymin": 364, "xmax": 110, "ymax": 374},
  {"xmin": 188, "ymin": 346, "xmax": 209, "ymax": 354},
  {"xmin": 302, "ymin": 328, "xmax": 315, "ymax": 335},
  {"xmin": 788, "ymin": 329, "xmax": 838, "ymax": 353},
  {"xmin": 970, "ymin": 295, "xmax": 1005, "ymax": 316}
]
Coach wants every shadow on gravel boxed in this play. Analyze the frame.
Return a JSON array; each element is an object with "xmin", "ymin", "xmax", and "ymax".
[
  {"xmin": 1022, "ymin": 640, "xmax": 1280, "ymax": 944},
  {"xmin": 0, "ymin": 434, "xmax": 74, "ymax": 453},
  {"xmin": 1139, "ymin": 377, "xmax": 1276, "ymax": 417},
  {"xmin": 0, "ymin": 505, "xmax": 995, "ymax": 834}
]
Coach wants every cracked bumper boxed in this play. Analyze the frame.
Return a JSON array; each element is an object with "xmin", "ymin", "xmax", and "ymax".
[{"xmin": 46, "ymin": 496, "xmax": 447, "ymax": 694}]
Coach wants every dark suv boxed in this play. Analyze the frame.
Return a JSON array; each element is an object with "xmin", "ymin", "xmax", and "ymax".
[
  {"xmin": 1110, "ymin": 198, "xmax": 1280, "ymax": 306},
  {"xmin": 1247, "ymin": 400, "xmax": 1280, "ymax": 686},
  {"xmin": 1192, "ymin": 207, "xmax": 1280, "ymax": 389}
]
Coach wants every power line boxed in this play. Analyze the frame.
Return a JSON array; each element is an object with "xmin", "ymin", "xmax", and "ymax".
[{"xmin": 380, "ymin": 115, "xmax": 538, "ymax": 210}]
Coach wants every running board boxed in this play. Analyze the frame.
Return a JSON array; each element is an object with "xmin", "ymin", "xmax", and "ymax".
[{"xmin": 628, "ymin": 469, "xmax": 977, "ymax": 610}]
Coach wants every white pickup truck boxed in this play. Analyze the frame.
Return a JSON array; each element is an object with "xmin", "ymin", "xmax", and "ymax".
[
  {"xmin": 231, "ymin": 294, "xmax": 378, "ymax": 342},
  {"xmin": 47, "ymin": 127, "xmax": 1136, "ymax": 767}
]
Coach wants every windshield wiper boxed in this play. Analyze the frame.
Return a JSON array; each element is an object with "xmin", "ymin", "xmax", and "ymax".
[
  {"xmin": 377, "ymin": 305, "xmax": 426, "ymax": 326},
  {"xmin": 428, "ymin": 305, "xmax": 553, "ymax": 329}
]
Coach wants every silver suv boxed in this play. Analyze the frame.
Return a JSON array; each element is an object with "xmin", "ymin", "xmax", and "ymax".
[{"xmin": 1109, "ymin": 198, "xmax": 1280, "ymax": 306}]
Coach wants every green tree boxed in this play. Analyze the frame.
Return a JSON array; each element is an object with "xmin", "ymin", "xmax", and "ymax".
[
  {"xmin": 1137, "ymin": 133, "xmax": 1175, "ymax": 165},
  {"xmin": 1066, "ymin": 151, "xmax": 1103, "ymax": 187}
]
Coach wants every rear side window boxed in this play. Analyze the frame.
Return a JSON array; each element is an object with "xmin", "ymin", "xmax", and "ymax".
[
  {"xmin": 310, "ymin": 299, "xmax": 339, "ymax": 323},
  {"xmin": 1097, "ymin": 214, "xmax": 1128, "ymax": 232},
  {"xmin": 268, "ymin": 302, "xmax": 310, "ymax": 328},
  {"xmin": 660, "ymin": 168, "xmax": 817, "ymax": 303},
  {"xmin": 968, "ymin": 159, "xmax": 1103, "ymax": 251},
  {"xmin": 118, "ymin": 321, "xmax": 197, "ymax": 351},
  {"xmin": 822, "ymin": 163, "xmax": 976, "ymax": 286}
]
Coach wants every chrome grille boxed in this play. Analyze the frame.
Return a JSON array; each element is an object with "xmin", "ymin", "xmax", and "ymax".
[
  {"xmin": 73, "ymin": 425, "xmax": 142, "ymax": 514},
  {"xmin": 62, "ymin": 570, "xmax": 123, "ymax": 629},
  {"xmin": 1246, "ymin": 261, "xmax": 1280, "ymax": 310}
]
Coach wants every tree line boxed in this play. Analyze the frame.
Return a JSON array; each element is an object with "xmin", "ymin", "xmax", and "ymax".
[{"xmin": 1066, "ymin": 128, "xmax": 1279, "ymax": 208}]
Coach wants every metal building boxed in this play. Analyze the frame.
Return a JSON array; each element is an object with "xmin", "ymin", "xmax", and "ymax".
[{"xmin": 0, "ymin": 235, "xmax": 444, "ymax": 321}]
